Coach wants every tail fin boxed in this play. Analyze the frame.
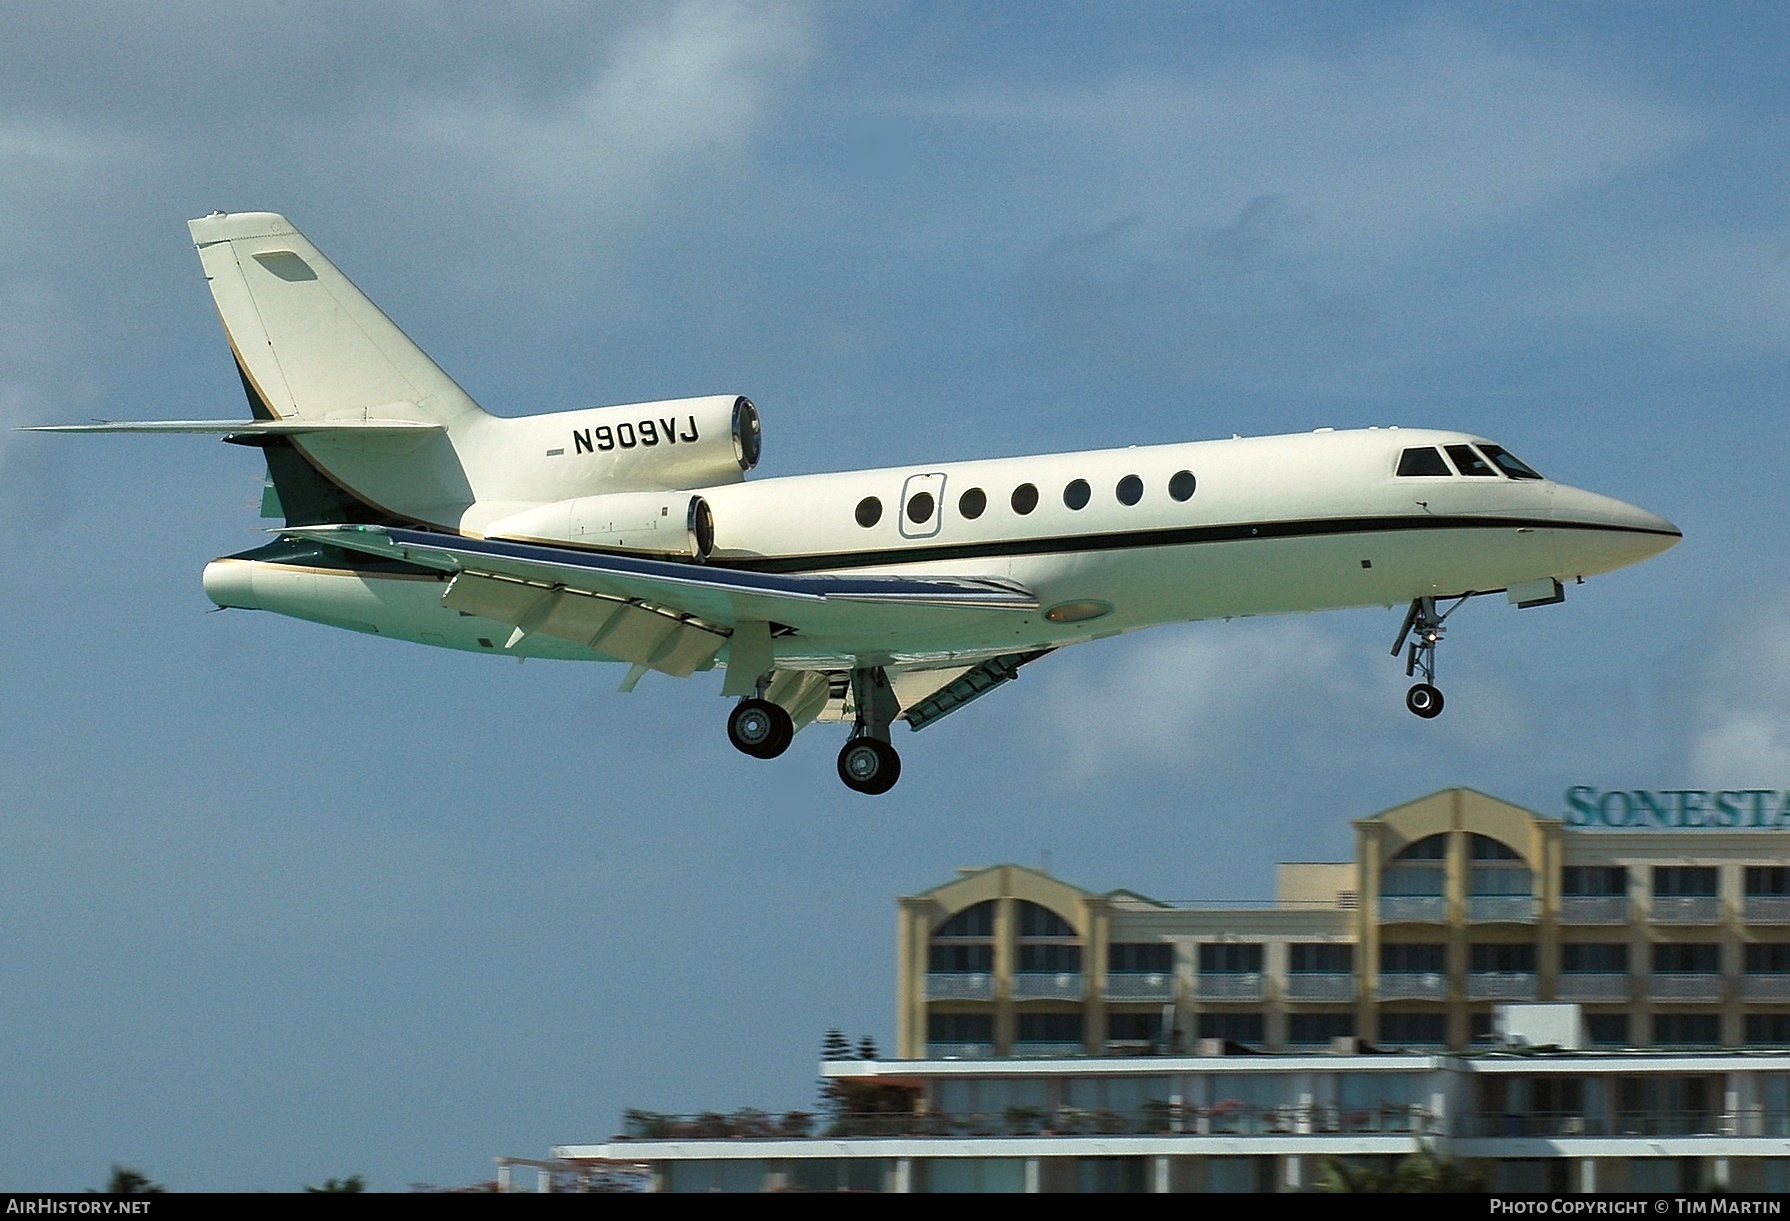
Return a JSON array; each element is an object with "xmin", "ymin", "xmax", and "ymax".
[
  {"xmin": 190, "ymin": 213, "xmax": 483, "ymax": 526},
  {"xmin": 189, "ymin": 212, "xmax": 487, "ymax": 429}
]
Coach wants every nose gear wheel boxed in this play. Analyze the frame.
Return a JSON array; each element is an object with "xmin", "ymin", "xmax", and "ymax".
[{"xmin": 1391, "ymin": 594, "xmax": 1473, "ymax": 720}]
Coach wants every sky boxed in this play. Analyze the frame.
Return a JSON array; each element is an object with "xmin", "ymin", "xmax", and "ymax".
[{"xmin": 0, "ymin": 0, "xmax": 1784, "ymax": 1192}]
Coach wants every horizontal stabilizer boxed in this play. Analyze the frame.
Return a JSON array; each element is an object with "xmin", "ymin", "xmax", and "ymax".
[{"xmin": 21, "ymin": 419, "xmax": 443, "ymax": 435}]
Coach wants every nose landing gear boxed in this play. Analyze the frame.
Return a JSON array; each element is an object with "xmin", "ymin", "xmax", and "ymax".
[{"xmin": 1392, "ymin": 595, "xmax": 1471, "ymax": 719}]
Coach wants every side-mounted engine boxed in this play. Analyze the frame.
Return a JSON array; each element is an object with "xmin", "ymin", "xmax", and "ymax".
[
  {"xmin": 482, "ymin": 490, "xmax": 716, "ymax": 560},
  {"xmin": 487, "ymin": 394, "xmax": 761, "ymax": 503}
]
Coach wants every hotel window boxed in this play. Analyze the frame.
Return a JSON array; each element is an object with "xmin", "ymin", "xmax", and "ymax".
[
  {"xmin": 1018, "ymin": 901, "xmax": 1074, "ymax": 938},
  {"xmin": 1017, "ymin": 901, "xmax": 1080, "ymax": 974},
  {"xmin": 1561, "ymin": 943, "xmax": 1628, "ymax": 972},
  {"xmin": 1747, "ymin": 1015, "xmax": 1790, "ymax": 1045},
  {"xmin": 1747, "ymin": 944, "xmax": 1790, "ymax": 973},
  {"xmin": 1288, "ymin": 1013, "xmax": 1355, "ymax": 1044},
  {"xmin": 1749, "ymin": 867, "xmax": 1790, "ymax": 895},
  {"xmin": 1470, "ymin": 943, "xmax": 1536, "ymax": 972},
  {"xmin": 1198, "ymin": 943, "xmax": 1263, "ymax": 974},
  {"xmin": 1289, "ymin": 943, "xmax": 1353, "ymax": 972},
  {"xmin": 1379, "ymin": 1012, "xmax": 1446, "ymax": 1046},
  {"xmin": 930, "ymin": 901, "xmax": 995, "ymax": 972},
  {"xmin": 1654, "ymin": 943, "xmax": 1720, "ymax": 973},
  {"xmin": 1469, "ymin": 835, "xmax": 1532, "ymax": 896},
  {"xmin": 927, "ymin": 1012, "xmax": 994, "ymax": 1043},
  {"xmin": 1585, "ymin": 1013, "xmax": 1630, "ymax": 1046},
  {"xmin": 1654, "ymin": 866, "xmax": 1717, "ymax": 897},
  {"xmin": 1108, "ymin": 943, "xmax": 1172, "ymax": 973},
  {"xmin": 1107, "ymin": 1012, "xmax": 1163, "ymax": 1042},
  {"xmin": 1381, "ymin": 943, "xmax": 1446, "ymax": 973},
  {"xmin": 1563, "ymin": 866, "xmax": 1627, "ymax": 895},
  {"xmin": 1196, "ymin": 1012, "xmax": 1265, "ymax": 1045},
  {"xmin": 1017, "ymin": 1012, "xmax": 1083, "ymax": 1043},
  {"xmin": 1653, "ymin": 1013, "xmax": 1721, "ymax": 1046},
  {"xmin": 1384, "ymin": 835, "xmax": 1447, "ymax": 895}
]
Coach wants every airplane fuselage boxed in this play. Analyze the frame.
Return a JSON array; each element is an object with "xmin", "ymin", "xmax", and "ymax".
[{"xmin": 204, "ymin": 425, "xmax": 1677, "ymax": 672}]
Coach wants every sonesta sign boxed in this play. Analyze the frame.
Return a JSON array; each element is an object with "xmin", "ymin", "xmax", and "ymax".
[{"xmin": 1565, "ymin": 787, "xmax": 1790, "ymax": 829}]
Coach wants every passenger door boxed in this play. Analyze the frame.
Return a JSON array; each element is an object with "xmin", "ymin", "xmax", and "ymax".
[{"xmin": 898, "ymin": 472, "xmax": 946, "ymax": 540}]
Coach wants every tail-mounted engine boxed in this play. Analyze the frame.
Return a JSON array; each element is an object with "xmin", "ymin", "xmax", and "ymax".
[{"xmin": 483, "ymin": 490, "xmax": 716, "ymax": 560}]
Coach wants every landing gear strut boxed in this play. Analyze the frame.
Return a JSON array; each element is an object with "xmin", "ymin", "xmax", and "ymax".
[
  {"xmin": 728, "ymin": 697, "xmax": 793, "ymax": 759},
  {"xmin": 837, "ymin": 665, "xmax": 902, "ymax": 795},
  {"xmin": 1391, "ymin": 595, "xmax": 1471, "ymax": 720}
]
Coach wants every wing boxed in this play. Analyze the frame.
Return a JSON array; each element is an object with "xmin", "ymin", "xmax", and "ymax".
[{"xmin": 278, "ymin": 524, "xmax": 1038, "ymax": 677}]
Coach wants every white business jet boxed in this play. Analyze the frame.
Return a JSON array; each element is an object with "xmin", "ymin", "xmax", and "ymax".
[{"xmin": 27, "ymin": 213, "xmax": 1680, "ymax": 794}]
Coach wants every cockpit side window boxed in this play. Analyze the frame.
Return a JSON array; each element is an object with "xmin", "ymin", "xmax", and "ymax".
[
  {"xmin": 1396, "ymin": 447, "xmax": 1452, "ymax": 477},
  {"xmin": 1445, "ymin": 444, "xmax": 1499, "ymax": 477},
  {"xmin": 1477, "ymin": 443, "xmax": 1544, "ymax": 480}
]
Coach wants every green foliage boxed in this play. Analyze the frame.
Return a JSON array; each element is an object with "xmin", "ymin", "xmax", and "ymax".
[
  {"xmin": 305, "ymin": 1175, "xmax": 366, "ymax": 1193},
  {"xmin": 1317, "ymin": 1147, "xmax": 1482, "ymax": 1193},
  {"xmin": 822, "ymin": 1029, "xmax": 852, "ymax": 1060},
  {"xmin": 102, "ymin": 1166, "xmax": 163, "ymax": 1194}
]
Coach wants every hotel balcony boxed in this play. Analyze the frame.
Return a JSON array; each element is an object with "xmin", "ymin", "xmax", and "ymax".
[
  {"xmin": 1467, "ymin": 896, "xmax": 1538, "ymax": 924},
  {"xmin": 1746, "ymin": 897, "xmax": 1790, "ymax": 925},
  {"xmin": 1103, "ymin": 972, "xmax": 1175, "ymax": 1001},
  {"xmin": 1011, "ymin": 1041, "xmax": 1084, "ymax": 1058},
  {"xmin": 1377, "ymin": 971, "xmax": 1447, "ymax": 1001},
  {"xmin": 1556, "ymin": 973, "xmax": 1631, "ymax": 1002},
  {"xmin": 1012, "ymin": 972, "xmax": 1085, "ymax": 1001},
  {"xmin": 1559, "ymin": 896, "xmax": 1629, "ymax": 925},
  {"xmin": 1650, "ymin": 972, "xmax": 1724, "ymax": 1002},
  {"xmin": 1743, "ymin": 974, "xmax": 1790, "ymax": 1001},
  {"xmin": 1378, "ymin": 896, "xmax": 1447, "ymax": 923},
  {"xmin": 924, "ymin": 972, "xmax": 995, "ymax": 1001},
  {"xmin": 1284, "ymin": 972, "xmax": 1355, "ymax": 1002},
  {"xmin": 1651, "ymin": 896, "xmax": 1722, "ymax": 925},
  {"xmin": 1467, "ymin": 971, "xmax": 1538, "ymax": 1001},
  {"xmin": 924, "ymin": 1042, "xmax": 995, "ymax": 1060},
  {"xmin": 1193, "ymin": 972, "xmax": 1265, "ymax": 1002}
]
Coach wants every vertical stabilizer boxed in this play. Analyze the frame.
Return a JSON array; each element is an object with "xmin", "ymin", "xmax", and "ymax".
[
  {"xmin": 189, "ymin": 212, "xmax": 487, "ymax": 428},
  {"xmin": 189, "ymin": 212, "xmax": 482, "ymax": 525}
]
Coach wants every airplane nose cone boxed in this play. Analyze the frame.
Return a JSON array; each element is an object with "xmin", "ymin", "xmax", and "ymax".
[
  {"xmin": 202, "ymin": 558, "xmax": 260, "ymax": 610},
  {"xmin": 1552, "ymin": 486, "xmax": 1681, "ymax": 575}
]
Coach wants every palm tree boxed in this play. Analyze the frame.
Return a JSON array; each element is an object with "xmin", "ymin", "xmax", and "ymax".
[{"xmin": 102, "ymin": 1166, "xmax": 164, "ymax": 1194}]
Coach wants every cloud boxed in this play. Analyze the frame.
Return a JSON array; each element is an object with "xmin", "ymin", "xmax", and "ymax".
[
  {"xmin": 1689, "ymin": 602, "xmax": 1790, "ymax": 781},
  {"xmin": 382, "ymin": 1, "xmax": 812, "ymax": 222},
  {"xmin": 867, "ymin": 23, "xmax": 1700, "ymax": 266}
]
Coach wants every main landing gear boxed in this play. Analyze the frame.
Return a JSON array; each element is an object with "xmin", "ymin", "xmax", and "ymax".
[
  {"xmin": 1391, "ymin": 595, "xmax": 1471, "ymax": 720},
  {"xmin": 728, "ymin": 696, "xmax": 793, "ymax": 759},
  {"xmin": 725, "ymin": 665, "xmax": 905, "ymax": 794},
  {"xmin": 837, "ymin": 665, "xmax": 902, "ymax": 796}
]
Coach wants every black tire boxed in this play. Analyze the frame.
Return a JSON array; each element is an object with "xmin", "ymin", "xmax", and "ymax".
[
  {"xmin": 1405, "ymin": 683, "xmax": 1445, "ymax": 719},
  {"xmin": 837, "ymin": 737, "xmax": 901, "ymax": 795},
  {"xmin": 729, "ymin": 698, "xmax": 793, "ymax": 758}
]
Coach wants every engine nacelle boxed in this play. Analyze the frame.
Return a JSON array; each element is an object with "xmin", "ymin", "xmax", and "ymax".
[{"xmin": 483, "ymin": 491, "xmax": 715, "ymax": 560}]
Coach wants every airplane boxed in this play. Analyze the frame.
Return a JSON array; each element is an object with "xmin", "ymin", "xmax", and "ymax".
[{"xmin": 25, "ymin": 212, "xmax": 1681, "ymax": 794}]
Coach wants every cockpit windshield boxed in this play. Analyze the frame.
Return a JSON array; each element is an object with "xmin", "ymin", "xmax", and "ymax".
[
  {"xmin": 1477, "ymin": 443, "xmax": 1544, "ymax": 480},
  {"xmin": 1445, "ymin": 444, "xmax": 1498, "ymax": 477},
  {"xmin": 1396, "ymin": 447, "xmax": 1451, "ymax": 476}
]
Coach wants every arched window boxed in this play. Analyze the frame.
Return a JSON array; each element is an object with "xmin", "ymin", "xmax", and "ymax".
[
  {"xmin": 1383, "ymin": 834, "xmax": 1447, "ymax": 896},
  {"xmin": 930, "ymin": 901, "xmax": 994, "ymax": 973},
  {"xmin": 1017, "ymin": 900, "xmax": 1080, "ymax": 973},
  {"xmin": 1468, "ymin": 834, "xmax": 1531, "ymax": 897}
]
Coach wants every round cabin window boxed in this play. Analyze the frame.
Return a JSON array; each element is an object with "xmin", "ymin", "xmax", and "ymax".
[
  {"xmin": 1011, "ymin": 483, "xmax": 1039, "ymax": 515},
  {"xmin": 1169, "ymin": 470, "xmax": 1197, "ymax": 501},
  {"xmin": 958, "ymin": 487, "xmax": 987, "ymax": 520},
  {"xmin": 855, "ymin": 496, "xmax": 883, "ymax": 527},
  {"xmin": 1116, "ymin": 474, "xmax": 1143, "ymax": 505},
  {"xmin": 906, "ymin": 491, "xmax": 935, "ymax": 524},
  {"xmin": 1063, "ymin": 479, "xmax": 1091, "ymax": 510}
]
